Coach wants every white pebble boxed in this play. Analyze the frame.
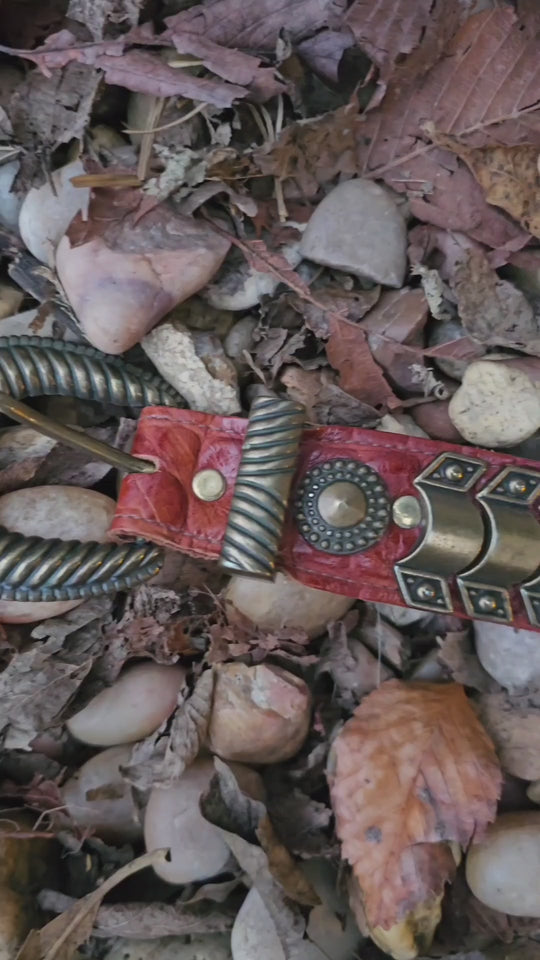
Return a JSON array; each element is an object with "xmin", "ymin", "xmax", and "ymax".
[
  {"xmin": 466, "ymin": 812, "xmax": 540, "ymax": 916},
  {"xmin": 300, "ymin": 179, "xmax": 407, "ymax": 288},
  {"xmin": 144, "ymin": 756, "xmax": 232, "ymax": 884},
  {"xmin": 0, "ymin": 485, "xmax": 116, "ymax": 623},
  {"xmin": 203, "ymin": 243, "xmax": 302, "ymax": 311},
  {"xmin": 19, "ymin": 160, "xmax": 90, "ymax": 267},
  {"xmin": 0, "ymin": 160, "xmax": 23, "ymax": 230},
  {"xmin": 474, "ymin": 622, "xmax": 540, "ymax": 691},
  {"xmin": 224, "ymin": 572, "xmax": 354, "ymax": 639},
  {"xmin": 62, "ymin": 745, "xmax": 141, "ymax": 843},
  {"xmin": 231, "ymin": 888, "xmax": 326, "ymax": 960},
  {"xmin": 67, "ymin": 663, "xmax": 186, "ymax": 746},
  {"xmin": 449, "ymin": 361, "xmax": 540, "ymax": 446}
]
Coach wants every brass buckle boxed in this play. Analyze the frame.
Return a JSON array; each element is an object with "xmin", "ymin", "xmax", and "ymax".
[{"xmin": 0, "ymin": 335, "xmax": 184, "ymax": 602}]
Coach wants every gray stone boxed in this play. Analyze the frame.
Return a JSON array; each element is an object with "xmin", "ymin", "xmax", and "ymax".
[{"xmin": 300, "ymin": 179, "xmax": 407, "ymax": 287}]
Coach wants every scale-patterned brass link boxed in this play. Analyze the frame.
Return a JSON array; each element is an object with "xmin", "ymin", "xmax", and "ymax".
[
  {"xmin": 0, "ymin": 336, "xmax": 183, "ymax": 409},
  {"xmin": 0, "ymin": 528, "xmax": 163, "ymax": 601},
  {"xmin": 220, "ymin": 395, "xmax": 304, "ymax": 578}
]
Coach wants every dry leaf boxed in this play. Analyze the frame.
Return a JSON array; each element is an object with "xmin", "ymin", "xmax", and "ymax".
[
  {"xmin": 328, "ymin": 680, "xmax": 501, "ymax": 929},
  {"xmin": 17, "ymin": 849, "xmax": 168, "ymax": 960},
  {"xmin": 325, "ymin": 315, "xmax": 400, "ymax": 410},
  {"xmin": 0, "ymin": 599, "xmax": 112, "ymax": 750},
  {"xmin": 67, "ymin": 0, "xmax": 143, "ymax": 41},
  {"xmin": 317, "ymin": 618, "xmax": 393, "ymax": 710},
  {"xmin": 38, "ymin": 891, "xmax": 237, "ymax": 939},
  {"xmin": 344, "ymin": 0, "xmax": 476, "ymax": 102},
  {"xmin": 165, "ymin": 0, "xmax": 347, "ymax": 51},
  {"xmin": 281, "ymin": 366, "xmax": 380, "ymax": 426},
  {"xmin": 430, "ymin": 135, "xmax": 540, "ymax": 239},
  {"xmin": 437, "ymin": 632, "xmax": 499, "ymax": 694},
  {"xmin": 453, "ymin": 250, "xmax": 540, "ymax": 354},
  {"xmin": 357, "ymin": 5, "xmax": 540, "ymax": 250},
  {"xmin": 122, "ymin": 670, "xmax": 213, "ymax": 790}
]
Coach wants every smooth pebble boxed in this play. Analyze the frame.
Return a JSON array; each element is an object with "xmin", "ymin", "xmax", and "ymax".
[
  {"xmin": 449, "ymin": 361, "xmax": 540, "ymax": 446},
  {"xmin": 104, "ymin": 934, "xmax": 231, "ymax": 960},
  {"xmin": 202, "ymin": 242, "xmax": 302, "ymax": 311},
  {"xmin": 62, "ymin": 745, "xmax": 141, "ymax": 843},
  {"xmin": 224, "ymin": 572, "xmax": 354, "ymax": 638},
  {"xmin": 19, "ymin": 160, "xmax": 90, "ymax": 267},
  {"xmin": 466, "ymin": 812, "xmax": 540, "ymax": 916},
  {"xmin": 300, "ymin": 179, "xmax": 407, "ymax": 287},
  {"xmin": 475, "ymin": 622, "xmax": 540, "ymax": 691},
  {"xmin": 67, "ymin": 662, "xmax": 185, "ymax": 746},
  {"xmin": 208, "ymin": 662, "xmax": 312, "ymax": 764}
]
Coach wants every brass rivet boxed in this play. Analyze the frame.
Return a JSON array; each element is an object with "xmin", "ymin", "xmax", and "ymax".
[
  {"xmin": 417, "ymin": 581, "xmax": 436, "ymax": 600},
  {"xmin": 444, "ymin": 462, "xmax": 465, "ymax": 482},
  {"xmin": 392, "ymin": 495, "xmax": 422, "ymax": 529},
  {"xmin": 479, "ymin": 595, "xmax": 498, "ymax": 613},
  {"xmin": 317, "ymin": 481, "xmax": 367, "ymax": 528},
  {"xmin": 509, "ymin": 477, "xmax": 528, "ymax": 495},
  {"xmin": 192, "ymin": 468, "xmax": 226, "ymax": 502}
]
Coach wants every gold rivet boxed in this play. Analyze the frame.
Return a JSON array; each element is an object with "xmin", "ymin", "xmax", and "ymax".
[
  {"xmin": 317, "ymin": 481, "xmax": 367, "ymax": 528},
  {"xmin": 445, "ymin": 463, "xmax": 465, "ymax": 481},
  {"xmin": 192, "ymin": 468, "xmax": 226, "ymax": 502},
  {"xmin": 479, "ymin": 595, "xmax": 498, "ymax": 613},
  {"xmin": 392, "ymin": 495, "xmax": 422, "ymax": 529}
]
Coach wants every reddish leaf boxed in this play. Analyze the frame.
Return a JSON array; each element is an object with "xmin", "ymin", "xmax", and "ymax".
[
  {"xmin": 345, "ymin": 0, "xmax": 475, "ymax": 104},
  {"xmin": 325, "ymin": 315, "xmax": 400, "ymax": 410},
  {"xmin": 328, "ymin": 680, "xmax": 501, "ymax": 929},
  {"xmin": 358, "ymin": 6, "xmax": 539, "ymax": 249}
]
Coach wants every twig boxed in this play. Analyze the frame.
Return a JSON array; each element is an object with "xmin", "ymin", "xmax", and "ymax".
[
  {"xmin": 136, "ymin": 96, "xmax": 165, "ymax": 181},
  {"xmin": 127, "ymin": 100, "xmax": 207, "ymax": 136}
]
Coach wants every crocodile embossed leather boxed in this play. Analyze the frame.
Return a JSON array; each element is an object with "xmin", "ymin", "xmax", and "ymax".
[{"xmin": 110, "ymin": 400, "xmax": 540, "ymax": 631}]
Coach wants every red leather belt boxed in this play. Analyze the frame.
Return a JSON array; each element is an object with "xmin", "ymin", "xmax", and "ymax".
[{"xmin": 110, "ymin": 396, "xmax": 540, "ymax": 631}]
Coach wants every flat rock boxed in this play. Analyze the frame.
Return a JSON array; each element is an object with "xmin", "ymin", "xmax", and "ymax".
[
  {"xmin": 300, "ymin": 179, "xmax": 407, "ymax": 287},
  {"xmin": 0, "ymin": 485, "xmax": 116, "ymax": 623},
  {"xmin": 448, "ymin": 360, "xmax": 540, "ymax": 447},
  {"xmin": 466, "ymin": 812, "xmax": 540, "ymax": 916},
  {"xmin": 62, "ymin": 745, "xmax": 142, "ymax": 843}
]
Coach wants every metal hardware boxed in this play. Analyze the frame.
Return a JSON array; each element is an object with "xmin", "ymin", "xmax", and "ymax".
[
  {"xmin": 0, "ymin": 335, "xmax": 187, "ymax": 599},
  {"xmin": 219, "ymin": 395, "xmax": 304, "ymax": 578},
  {"xmin": 0, "ymin": 393, "xmax": 157, "ymax": 475},
  {"xmin": 295, "ymin": 460, "xmax": 390, "ymax": 555},
  {"xmin": 192, "ymin": 469, "xmax": 226, "ymax": 502},
  {"xmin": 522, "ymin": 572, "xmax": 540, "ymax": 628},
  {"xmin": 395, "ymin": 453, "xmax": 487, "ymax": 613},
  {"xmin": 0, "ymin": 530, "xmax": 163, "ymax": 601},
  {"xmin": 457, "ymin": 466, "xmax": 540, "ymax": 623},
  {"xmin": 392, "ymin": 495, "xmax": 423, "ymax": 529}
]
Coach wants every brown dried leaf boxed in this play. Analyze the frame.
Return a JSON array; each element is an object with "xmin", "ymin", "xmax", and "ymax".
[
  {"xmin": 17, "ymin": 849, "xmax": 168, "ymax": 960},
  {"xmin": 317, "ymin": 618, "xmax": 393, "ymax": 710},
  {"xmin": 165, "ymin": 0, "xmax": 347, "ymax": 51},
  {"xmin": 437, "ymin": 631, "xmax": 499, "ymax": 694},
  {"xmin": 0, "ymin": 600, "xmax": 111, "ymax": 750},
  {"xmin": 67, "ymin": 0, "xmax": 143, "ymax": 41},
  {"xmin": 453, "ymin": 250, "xmax": 540, "ymax": 354},
  {"xmin": 431, "ymin": 135, "xmax": 540, "ymax": 240},
  {"xmin": 325, "ymin": 315, "xmax": 400, "ymax": 410},
  {"xmin": 357, "ymin": 6, "xmax": 540, "ymax": 250},
  {"xmin": 328, "ymin": 680, "xmax": 501, "ymax": 929},
  {"xmin": 281, "ymin": 366, "xmax": 380, "ymax": 426},
  {"xmin": 361, "ymin": 288, "xmax": 430, "ymax": 394},
  {"xmin": 202, "ymin": 759, "xmax": 319, "ymax": 911},
  {"xmin": 8, "ymin": 62, "xmax": 101, "ymax": 188},
  {"xmin": 122, "ymin": 670, "xmax": 213, "ymax": 791},
  {"xmin": 38, "ymin": 890, "xmax": 236, "ymax": 939},
  {"xmin": 344, "ymin": 0, "xmax": 475, "ymax": 102}
]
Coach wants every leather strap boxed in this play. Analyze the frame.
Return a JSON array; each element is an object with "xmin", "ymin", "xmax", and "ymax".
[{"xmin": 110, "ymin": 406, "xmax": 540, "ymax": 629}]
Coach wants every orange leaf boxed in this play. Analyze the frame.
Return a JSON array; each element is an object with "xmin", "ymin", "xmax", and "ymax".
[{"xmin": 328, "ymin": 680, "xmax": 501, "ymax": 930}]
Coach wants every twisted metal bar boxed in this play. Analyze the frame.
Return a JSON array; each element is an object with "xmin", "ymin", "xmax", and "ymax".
[
  {"xmin": 0, "ymin": 335, "xmax": 182, "ymax": 409},
  {"xmin": 0, "ymin": 528, "xmax": 163, "ymax": 601},
  {"xmin": 220, "ymin": 395, "xmax": 304, "ymax": 578},
  {"xmin": 0, "ymin": 335, "xmax": 187, "ymax": 600}
]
